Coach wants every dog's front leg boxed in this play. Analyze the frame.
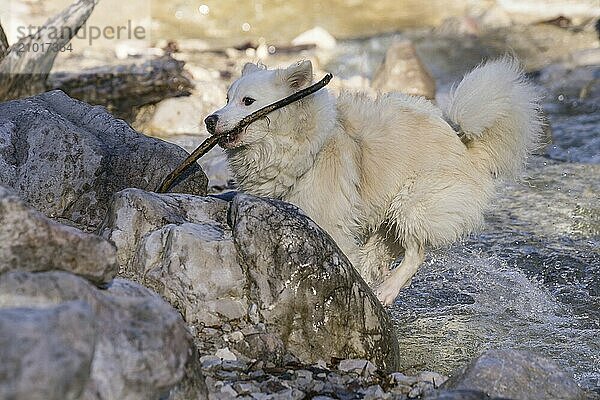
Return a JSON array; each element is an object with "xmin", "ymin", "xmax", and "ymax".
[{"xmin": 375, "ymin": 237, "xmax": 424, "ymax": 305}]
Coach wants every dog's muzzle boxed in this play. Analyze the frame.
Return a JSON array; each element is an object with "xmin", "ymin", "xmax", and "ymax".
[{"xmin": 204, "ymin": 114, "xmax": 218, "ymax": 134}]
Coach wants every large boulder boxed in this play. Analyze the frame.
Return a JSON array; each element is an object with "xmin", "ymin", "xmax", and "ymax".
[
  {"xmin": 100, "ymin": 189, "xmax": 401, "ymax": 371},
  {"xmin": 0, "ymin": 90, "xmax": 207, "ymax": 229},
  {"xmin": 0, "ymin": 185, "xmax": 117, "ymax": 284},
  {"xmin": 0, "ymin": 270, "xmax": 201, "ymax": 400},
  {"xmin": 100, "ymin": 189, "xmax": 245, "ymax": 326},
  {"xmin": 443, "ymin": 349, "xmax": 586, "ymax": 400},
  {"xmin": 229, "ymin": 195, "xmax": 399, "ymax": 370}
]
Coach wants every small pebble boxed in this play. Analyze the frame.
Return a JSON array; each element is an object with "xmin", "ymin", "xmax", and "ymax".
[
  {"xmin": 338, "ymin": 359, "xmax": 377, "ymax": 376},
  {"xmin": 220, "ymin": 384, "xmax": 238, "ymax": 397},
  {"xmin": 199, "ymin": 355, "xmax": 221, "ymax": 369},
  {"xmin": 203, "ymin": 327, "xmax": 219, "ymax": 335},
  {"xmin": 390, "ymin": 372, "xmax": 418, "ymax": 385},
  {"xmin": 222, "ymin": 359, "xmax": 247, "ymax": 371},
  {"xmin": 234, "ymin": 382, "xmax": 256, "ymax": 394},
  {"xmin": 229, "ymin": 330, "xmax": 245, "ymax": 342},
  {"xmin": 416, "ymin": 371, "xmax": 448, "ymax": 387},
  {"xmin": 296, "ymin": 369, "xmax": 313, "ymax": 381},
  {"xmin": 216, "ymin": 347, "xmax": 237, "ymax": 361}
]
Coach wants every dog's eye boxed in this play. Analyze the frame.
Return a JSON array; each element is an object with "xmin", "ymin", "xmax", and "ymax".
[{"xmin": 242, "ymin": 97, "xmax": 255, "ymax": 106}]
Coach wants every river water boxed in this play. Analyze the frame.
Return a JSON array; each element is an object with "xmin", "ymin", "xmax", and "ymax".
[{"xmin": 390, "ymin": 83, "xmax": 600, "ymax": 393}]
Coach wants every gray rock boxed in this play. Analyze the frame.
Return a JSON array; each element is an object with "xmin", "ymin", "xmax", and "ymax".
[
  {"xmin": 409, "ymin": 381, "xmax": 437, "ymax": 398},
  {"xmin": 0, "ymin": 301, "xmax": 96, "ymax": 400},
  {"xmin": 338, "ymin": 359, "xmax": 377, "ymax": 376},
  {"xmin": 360, "ymin": 385, "xmax": 387, "ymax": 400},
  {"xmin": 230, "ymin": 194, "xmax": 400, "ymax": 371},
  {"xmin": 234, "ymin": 382, "xmax": 258, "ymax": 395},
  {"xmin": 443, "ymin": 349, "xmax": 586, "ymax": 400},
  {"xmin": 0, "ymin": 185, "xmax": 117, "ymax": 284},
  {"xmin": 215, "ymin": 348, "xmax": 237, "ymax": 361},
  {"xmin": 235, "ymin": 332, "xmax": 286, "ymax": 365},
  {"xmin": 390, "ymin": 372, "xmax": 419, "ymax": 386},
  {"xmin": 100, "ymin": 190, "xmax": 400, "ymax": 371},
  {"xmin": 495, "ymin": 0, "xmax": 600, "ymax": 25},
  {"xmin": 0, "ymin": 90, "xmax": 207, "ymax": 229},
  {"xmin": 417, "ymin": 371, "xmax": 449, "ymax": 387},
  {"xmin": 166, "ymin": 349, "xmax": 209, "ymax": 400},
  {"xmin": 372, "ymin": 40, "xmax": 436, "ymax": 99},
  {"xmin": 100, "ymin": 189, "xmax": 247, "ymax": 326},
  {"xmin": 0, "ymin": 270, "xmax": 196, "ymax": 400}
]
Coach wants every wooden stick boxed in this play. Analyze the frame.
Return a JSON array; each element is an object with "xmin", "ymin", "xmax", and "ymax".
[{"xmin": 156, "ymin": 73, "xmax": 333, "ymax": 193}]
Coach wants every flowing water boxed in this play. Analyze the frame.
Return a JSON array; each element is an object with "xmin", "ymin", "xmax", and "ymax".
[{"xmin": 390, "ymin": 102, "xmax": 600, "ymax": 393}]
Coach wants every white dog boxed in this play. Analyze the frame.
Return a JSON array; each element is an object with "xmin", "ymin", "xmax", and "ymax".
[{"xmin": 205, "ymin": 58, "xmax": 542, "ymax": 305}]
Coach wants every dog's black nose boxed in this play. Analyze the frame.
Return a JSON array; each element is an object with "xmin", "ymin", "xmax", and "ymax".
[{"xmin": 204, "ymin": 114, "xmax": 218, "ymax": 134}]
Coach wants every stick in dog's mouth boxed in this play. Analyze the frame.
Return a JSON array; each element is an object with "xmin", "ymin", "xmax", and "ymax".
[{"xmin": 156, "ymin": 73, "xmax": 333, "ymax": 193}]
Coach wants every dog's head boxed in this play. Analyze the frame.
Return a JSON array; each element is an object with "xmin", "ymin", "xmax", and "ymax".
[{"xmin": 204, "ymin": 60, "xmax": 314, "ymax": 149}]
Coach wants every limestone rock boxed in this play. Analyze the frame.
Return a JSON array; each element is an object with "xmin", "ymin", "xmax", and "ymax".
[
  {"xmin": 0, "ymin": 90, "xmax": 207, "ymax": 229},
  {"xmin": 372, "ymin": 40, "xmax": 436, "ymax": 99},
  {"xmin": 443, "ymin": 349, "xmax": 586, "ymax": 400},
  {"xmin": 100, "ymin": 190, "xmax": 401, "ymax": 371},
  {"xmin": 230, "ymin": 194, "xmax": 400, "ymax": 371},
  {"xmin": 99, "ymin": 188, "xmax": 247, "ymax": 326},
  {"xmin": 423, "ymin": 389, "xmax": 498, "ymax": 399},
  {"xmin": 0, "ymin": 185, "xmax": 117, "ymax": 284},
  {"xmin": 338, "ymin": 359, "xmax": 377, "ymax": 376},
  {"xmin": 0, "ymin": 270, "xmax": 197, "ymax": 400},
  {"xmin": 0, "ymin": 301, "xmax": 96, "ymax": 400},
  {"xmin": 138, "ymin": 79, "xmax": 226, "ymax": 137}
]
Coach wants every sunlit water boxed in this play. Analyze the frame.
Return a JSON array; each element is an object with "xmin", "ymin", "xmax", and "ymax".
[{"xmin": 390, "ymin": 106, "xmax": 600, "ymax": 394}]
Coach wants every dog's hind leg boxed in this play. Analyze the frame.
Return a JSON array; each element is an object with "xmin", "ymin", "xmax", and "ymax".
[
  {"xmin": 358, "ymin": 226, "xmax": 403, "ymax": 286},
  {"xmin": 375, "ymin": 236, "xmax": 424, "ymax": 306}
]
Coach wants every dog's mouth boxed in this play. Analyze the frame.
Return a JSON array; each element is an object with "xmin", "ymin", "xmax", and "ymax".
[{"xmin": 217, "ymin": 131, "xmax": 242, "ymax": 149}]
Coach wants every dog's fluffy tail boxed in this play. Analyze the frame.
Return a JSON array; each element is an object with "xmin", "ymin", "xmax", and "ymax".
[{"xmin": 444, "ymin": 57, "xmax": 543, "ymax": 179}]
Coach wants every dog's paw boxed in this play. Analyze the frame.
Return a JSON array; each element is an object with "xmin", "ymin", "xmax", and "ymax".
[{"xmin": 375, "ymin": 279, "xmax": 401, "ymax": 306}]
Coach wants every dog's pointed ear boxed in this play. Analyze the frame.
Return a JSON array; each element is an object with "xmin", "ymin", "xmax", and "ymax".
[
  {"xmin": 242, "ymin": 62, "xmax": 260, "ymax": 76},
  {"xmin": 279, "ymin": 60, "xmax": 313, "ymax": 89}
]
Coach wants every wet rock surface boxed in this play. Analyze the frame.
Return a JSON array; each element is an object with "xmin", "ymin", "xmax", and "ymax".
[
  {"xmin": 0, "ymin": 90, "xmax": 207, "ymax": 229},
  {"xmin": 443, "ymin": 349, "xmax": 586, "ymax": 400},
  {"xmin": 0, "ymin": 185, "xmax": 117, "ymax": 284},
  {"xmin": 100, "ymin": 189, "xmax": 401, "ymax": 371}
]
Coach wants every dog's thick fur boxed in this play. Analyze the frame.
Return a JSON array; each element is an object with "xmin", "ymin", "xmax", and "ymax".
[{"xmin": 207, "ymin": 58, "xmax": 542, "ymax": 305}]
